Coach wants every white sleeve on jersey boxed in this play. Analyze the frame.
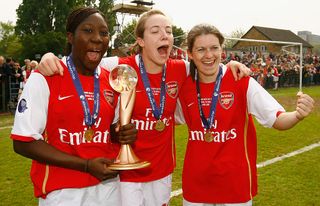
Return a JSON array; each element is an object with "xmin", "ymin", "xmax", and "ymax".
[
  {"xmin": 183, "ymin": 59, "xmax": 190, "ymax": 76},
  {"xmin": 11, "ymin": 72, "xmax": 49, "ymax": 140},
  {"xmin": 247, "ymin": 78, "xmax": 285, "ymax": 128},
  {"xmin": 174, "ymin": 98, "xmax": 186, "ymax": 124},
  {"xmin": 99, "ymin": 56, "xmax": 119, "ymax": 71}
]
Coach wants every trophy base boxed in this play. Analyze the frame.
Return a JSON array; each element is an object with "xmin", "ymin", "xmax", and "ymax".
[{"xmin": 108, "ymin": 161, "xmax": 151, "ymax": 170}]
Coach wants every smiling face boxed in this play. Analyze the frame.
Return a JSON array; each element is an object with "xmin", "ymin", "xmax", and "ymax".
[
  {"xmin": 68, "ymin": 13, "xmax": 109, "ymax": 75},
  {"xmin": 137, "ymin": 13, "xmax": 173, "ymax": 72},
  {"xmin": 189, "ymin": 34, "xmax": 222, "ymax": 82},
  {"xmin": 188, "ymin": 34, "xmax": 222, "ymax": 83}
]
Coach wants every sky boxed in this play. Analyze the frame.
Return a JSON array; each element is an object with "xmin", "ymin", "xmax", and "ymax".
[{"xmin": 1, "ymin": 0, "xmax": 319, "ymax": 37}]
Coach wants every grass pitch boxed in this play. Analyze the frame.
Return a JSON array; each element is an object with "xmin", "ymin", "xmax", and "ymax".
[{"xmin": 0, "ymin": 86, "xmax": 319, "ymax": 205}]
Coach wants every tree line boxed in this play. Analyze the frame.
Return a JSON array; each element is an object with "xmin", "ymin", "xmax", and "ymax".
[
  {"xmin": 0, "ymin": 0, "xmax": 188, "ymax": 63},
  {"xmin": 0, "ymin": 0, "xmax": 116, "ymax": 62}
]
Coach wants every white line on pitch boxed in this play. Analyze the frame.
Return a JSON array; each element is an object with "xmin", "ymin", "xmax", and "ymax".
[
  {"xmin": 170, "ymin": 141, "xmax": 320, "ymax": 198},
  {"xmin": 0, "ymin": 126, "xmax": 12, "ymax": 130},
  {"xmin": 257, "ymin": 141, "xmax": 320, "ymax": 168}
]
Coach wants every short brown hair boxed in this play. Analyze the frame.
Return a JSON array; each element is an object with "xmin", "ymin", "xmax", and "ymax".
[
  {"xmin": 187, "ymin": 24, "xmax": 224, "ymax": 81},
  {"xmin": 187, "ymin": 23, "xmax": 224, "ymax": 52}
]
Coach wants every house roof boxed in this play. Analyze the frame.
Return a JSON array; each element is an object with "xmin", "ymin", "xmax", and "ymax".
[{"xmin": 237, "ymin": 26, "xmax": 313, "ymax": 48}]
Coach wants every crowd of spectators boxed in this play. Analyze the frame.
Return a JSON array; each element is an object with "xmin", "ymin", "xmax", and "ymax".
[
  {"xmin": 0, "ymin": 56, "xmax": 38, "ymax": 112},
  {"xmin": 170, "ymin": 48, "xmax": 320, "ymax": 90},
  {"xmin": 222, "ymin": 51, "xmax": 320, "ymax": 90}
]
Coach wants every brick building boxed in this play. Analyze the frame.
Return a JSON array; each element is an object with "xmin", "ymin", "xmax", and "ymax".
[{"xmin": 232, "ymin": 26, "xmax": 313, "ymax": 55}]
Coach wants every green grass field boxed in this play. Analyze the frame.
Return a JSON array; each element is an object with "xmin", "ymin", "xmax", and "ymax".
[{"xmin": 1, "ymin": 86, "xmax": 319, "ymax": 206}]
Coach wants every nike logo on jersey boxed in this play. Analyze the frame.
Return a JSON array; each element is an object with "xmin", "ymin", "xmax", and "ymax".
[
  {"xmin": 187, "ymin": 102, "xmax": 194, "ymax": 107},
  {"xmin": 58, "ymin": 95, "xmax": 74, "ymax": 100}
]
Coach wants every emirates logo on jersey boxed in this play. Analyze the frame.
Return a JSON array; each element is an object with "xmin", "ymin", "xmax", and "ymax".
[
  {"xmin": 166, "ymin": 81, "xmax": 178, "ymax": 98},
  {"xmin": 103, "ymin": 89, "xmax": 115, "ymax": 106},
  {"xmin": 219, "ymin": 92, "xmax": 234, "ymax": 110}
]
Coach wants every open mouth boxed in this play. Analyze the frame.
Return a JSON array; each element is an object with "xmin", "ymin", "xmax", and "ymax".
[
  {"xmin": 87, "ymin": 50, "xmax": 101, "ymax": 62},
  {"xmin": 202, "ymin": 60, "xmax": 216, "ymax": 66},
  {"xmin": 157, "ymin": 45, "xmax": 169, "ymax": 56}
]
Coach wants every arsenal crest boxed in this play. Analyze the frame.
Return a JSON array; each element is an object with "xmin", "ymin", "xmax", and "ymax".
[
  {"xmin": 103, "ymin": 89, "xmax": 115, "ymax": 106},
  {"xmin": 219, "ymin": 92, "xmax": 234, "ymax": 110},
  {"xmin": 166, "ymin": 81, "xmax": 178, "ymax": 98}
]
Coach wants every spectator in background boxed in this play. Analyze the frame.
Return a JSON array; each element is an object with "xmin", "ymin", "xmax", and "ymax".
[
  {"xmin": 256, "ymin": 58, "xmax": 265, "ymax": 87},
  {"xmin": 0, "ymin": 56, "xmax": 13, "ymax": 108},
  {"xmin": 271, "ymin": 64, "xmax": 279, "ymax": 90},
  {"xmin": 11, "ymin": 61, "xmax": 24, "ymax": 87},
  {"xmin": 0, "ymin": 56, "xmax": 9, "ymax": 78},
  {"xmin": 21, "ymin": 59, "xmax": 30, "ymax": 71},
  {"xmin": 30, "ymin": 60, "xmax": 38, "ymax": 71}
]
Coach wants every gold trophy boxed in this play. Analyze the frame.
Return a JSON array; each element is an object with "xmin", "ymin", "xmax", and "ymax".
[{"xmin": 108, "ymin": 64, "xmax": 150, "ymax": 170}]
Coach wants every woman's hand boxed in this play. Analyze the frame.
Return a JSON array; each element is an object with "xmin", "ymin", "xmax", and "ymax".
[
  {"xmin": 227, "ymin": 60, "xmax": 252, "ymax": 80},
  {"xmin": 295, "ymin": 92, "xmax": 314, "ymax": 120},
  {"xmin": 86, "ymin": 158, "xmax": 119, "ymax": 181},
  {"xmin": 38, "ymin": 52, "xmax": 64, "ymax": 76},
  {"xmin": 110, "ymin": 123, "xmax": 137, "ymax": 145}
]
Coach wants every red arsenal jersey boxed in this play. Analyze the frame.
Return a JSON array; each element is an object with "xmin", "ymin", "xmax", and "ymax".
[
  {"xmin": 179, "ymin": 66, "xmax": 284, "ymax": 203},
  {"xmin": 101, "ymin": 55, "xmax": 188, "ymax": 182},
  {"xmin": 11, "ymin": 60, "xmax": 119, "ymax": 198}
]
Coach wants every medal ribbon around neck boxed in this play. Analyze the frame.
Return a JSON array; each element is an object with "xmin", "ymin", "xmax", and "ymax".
[
  {"xmin": 66, "ymin": 55, "xmax": 100, "ymax": 129},
  {"xmin": 195, "ymin": 65, "xmax": 223, "ymax": 131},
  {"xmin": 138, "ymin": 54, "xmax": 166, "ymax": 121}
]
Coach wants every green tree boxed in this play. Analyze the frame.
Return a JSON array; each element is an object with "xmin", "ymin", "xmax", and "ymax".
[
  {"xmin": 172, "ymin": 25, "xmax": 185, "ymax": 47},
  {"xmin": 224, "ymin": 28, "xmax": 245, "ymax": 49},
  {"xmin": 114, "ymin": 20, "xmax": 137, "ymax": 48},
  {"xmin": 99, "ymin": 0, "xmax": 116, "ymax": 37},
  {"xmin": 15, "ymin": 0, "xmax": 116, "ymax": 59},
  {"xmin": 0, "ymin": 22, "xmax": 22, "ymax": 61}
]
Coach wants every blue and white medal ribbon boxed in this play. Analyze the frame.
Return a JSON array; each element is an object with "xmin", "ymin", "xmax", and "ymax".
[
  {"xmin": 195, "ymin": 66, "xmax": 223, "ymax": 142},
  {"xmin": 138, "ymin": 55, "xmax": 167, "ymax": 132},
  {"xmin": 66, "ymin": 55, "xmax": 100, "ymax": 141}
]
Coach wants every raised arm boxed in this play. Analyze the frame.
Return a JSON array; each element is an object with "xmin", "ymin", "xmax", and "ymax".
[{"xmin": 273, "ymin": 92, "xmax": 314, "ymax": 130}]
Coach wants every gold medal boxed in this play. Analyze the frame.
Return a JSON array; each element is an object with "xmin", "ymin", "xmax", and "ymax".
[
  {"xmin": 154, "ymin": 120, "xmax": 165, "ymax": 132},
  {"xmin": 204, "ymin": 132, "xmax": 213, "ymax": 143},
  {"xmin": 84, "ymin": 128, "xmax": 94, "ymax": 141}
]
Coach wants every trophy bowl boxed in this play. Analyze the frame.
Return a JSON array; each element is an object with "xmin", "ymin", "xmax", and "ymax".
[{"xmin": 109, "ymin": 64, "xmax": 138, "ymax": 93}]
